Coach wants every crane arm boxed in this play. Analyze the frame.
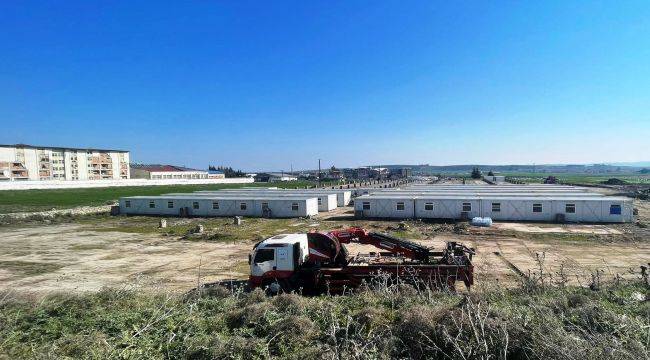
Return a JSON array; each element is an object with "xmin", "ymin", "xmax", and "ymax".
[{"xmin": 327, "ymin": 227, "xmax": 432, "ymax": 261}]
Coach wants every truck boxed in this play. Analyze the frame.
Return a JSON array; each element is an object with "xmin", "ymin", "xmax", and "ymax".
[{"xmin": 248, "ymin": 227, "xmax": 474, "ymax": 294}]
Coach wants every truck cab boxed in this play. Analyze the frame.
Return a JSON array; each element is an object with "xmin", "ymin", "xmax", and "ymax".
[{"xmin": 249, "ymin": 234, "xmax": 309, "ymax": 288}]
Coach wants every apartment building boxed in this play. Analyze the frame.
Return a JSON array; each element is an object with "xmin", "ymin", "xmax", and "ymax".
[{"xmin": 0, "ymin": 144, "xmax": 130, "ymax": 181}]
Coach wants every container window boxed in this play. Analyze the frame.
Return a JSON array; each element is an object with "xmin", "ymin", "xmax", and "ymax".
[
  {"xmin": 396, "ymin": 202, "xmax": 405, "ymax": 211},
  {"xmin": 317, "ymin": 198, "xmax": 322, "ymax": 205},
  {"xmin": 362, "ymin": 202, "xmax": 370, "ymax": 210},
  {"xmin": 149, "ymin": 201, "xmax": 155, "ymax": 209},
  {"xmin": 193, "ymin": 202, "xmax": 199, "ymax": 210},
  {"xmin": 254, "ymin": 249, "xmax": 274, "ymax": 263},
  {"xmin": 261, "ymin": 202, "xmax": 269, "ymax": 210},
  {"xmin": 462, "ymin": 203, "xmax": 471, "ymax": 212},
  {"xmin": 424, "ymin": 203, "xmax": 434, "ymax": 211},
  {"xmin": 240, "ymin": 203, "xmax": 247, "ymax": 210},
  {"xmin": 125, "ymin": 200, "xmax": 131, "ymax": 208},
  {"xmin": 565, "ymin": 204, "xmax": 575, "ymax": 213},
  {"xmin": 532, "ymin": 203, "xmax": 543, "ymax": 213},
  {"xmin": 167, "ymin": 201, "xmax": 174, "ymax": 209},
  {"xmin": 292, "ymin": 203, "xmax": 299, "ymax": 211},
  {"xmin": 491, "ymin": 203, "xmax": 501, "ymax": 212},
  {"xmin": 610, "ymin": 204, "xmax": 621, "ymax": 215},
  {"xmin": 212, "ymin": 202, "xmax": 219, "ymax": 210}
]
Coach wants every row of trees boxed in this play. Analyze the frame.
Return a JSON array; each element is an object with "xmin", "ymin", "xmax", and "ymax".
[{"xmin": 208, "ymin": 165, "xmax": 246, "ymax": 178}]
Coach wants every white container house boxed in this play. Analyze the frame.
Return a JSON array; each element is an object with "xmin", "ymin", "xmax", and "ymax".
[
  {"xmin": 185, "ymin": 191, "xmax": 338, "ymax": 211},
  {"xmin": 354, "ymin": 195, "xmax": 633, "ymax": 223},
  {"xmin": 119, "ymin": 196, "xmax": 319, "ymax": 218}
]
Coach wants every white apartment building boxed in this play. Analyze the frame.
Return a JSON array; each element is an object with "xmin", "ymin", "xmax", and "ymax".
[{"xmin": 0, "ymin": 144, "xmax": 130, "ymax": 181}]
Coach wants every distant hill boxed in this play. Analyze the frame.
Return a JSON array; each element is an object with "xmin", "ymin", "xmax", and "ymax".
[
  {"xmin": 364, "ymin": 163, "xmax": 647, "ymax": 175},
  {"xmin": 604, "ymin": 161, "xmax": 650, "ymax": 167}
]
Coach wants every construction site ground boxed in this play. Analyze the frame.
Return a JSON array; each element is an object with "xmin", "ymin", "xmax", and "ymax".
[{"xmin": 1, "ymin": 198, "xmax": 648, "ymax": 295}]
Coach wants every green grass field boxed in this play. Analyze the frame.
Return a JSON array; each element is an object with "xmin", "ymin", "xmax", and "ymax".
[
  {"xmin": 502, "ymin": 172, "xmax": 650, "ymax": 185},
  {"xmin": 0, "ymin": 181, "xmax": 332, "ymax": 214}
]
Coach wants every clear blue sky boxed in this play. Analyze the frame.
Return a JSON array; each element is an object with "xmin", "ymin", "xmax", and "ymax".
[{"xmin": 1, "ymin": 1, "xmax": 649, "ymax": 171}]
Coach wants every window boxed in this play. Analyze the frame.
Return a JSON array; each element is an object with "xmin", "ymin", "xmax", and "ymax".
[
  {"xmin": 396, "ymin": 202, "xmax": 405, "ymax": 211},
  {"xmin": 565, "ymin": 204, "xmax": 575, "ymax": 213},
  {"xmin": 492, "ymin": 203, "xmax": 501, "ymax": 212},
  {"xmin": 193, "ymin": 202, "xmax": 199, "ymax": 210},
  {"xmin": 125, "ymin": 200, "xmax": 131, "ymax": 208},
  {"xmin": 253, "ymin": 248, "xmax": 275, "ymax": 263},
  {"xmin": 149, "ymin": 201, "xmax": 155, "ymax": 208},
  {"xmin": 212, "ymin": 202, "xmax": 219, "ymax": 210},
  {"xmin": 610, "ymin": 204, "xmax": 621, "ymax": 215},
  {"xmin": 362, "ymin": 202, "xmax": 370, "ymax": 210},
  {"xmin": 462, "ymin": 203, "xmax": 471, "ymax": 212},
  {"xmin": 240, "ymin": 203, "xmax": 247, "ymax": 210},
  {"xmin": 318, "ymin": 198, "xmax": 322, "ymax": 205},
  {"xmin": 291, "ymin": 203, "xmax": 299, "ymax": 211},
  {"xmin": 167, "ymin": 201, "xmax": 174, "ymax": 209},
  {"xmin": 533, "ymin": 203, "xmax": 543, "ymax": 213},
  {"xmin": 424, "ymin": 203, "xmax": 434, "ymax": 211}
]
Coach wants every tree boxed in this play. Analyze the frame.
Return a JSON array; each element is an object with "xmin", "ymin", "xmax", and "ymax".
[
  {"xmin": 210, "ymin": 165, "xmax": 246, "ymax": 178},
  {"xmin": 487, "ymin": 170, "xmax": 494, "ymax": 176},
  {"xmin": 471, "ymin": 167, "xmax": 482, "ymax": 179}
]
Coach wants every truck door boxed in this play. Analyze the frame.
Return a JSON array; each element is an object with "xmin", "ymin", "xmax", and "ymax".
[
  {"xmin": 251, "ymin": 248, "xmax": 276, "ymax": 276},
  {"xmin": 276, "ymin": 248, "xmax": 291, "ymax": 271}
]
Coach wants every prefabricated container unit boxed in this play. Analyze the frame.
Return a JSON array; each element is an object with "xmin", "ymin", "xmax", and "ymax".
[
  {"xmin": 354, "ymin": 195, "xmax": 633, "ymax": 223},
  {"xmin": 354, "ymin": 196, "xmax": 417, "ymax": 219},
  {"xmin": 180, "ymin": 191, "xmax": 337, "ymax": 212},
  {"xmin": 195, "ymin": 189, "xmax": 352, "ymax": 207},
  {"xmin": 405, "ymin": 185, "xmax": 586, "ymax": 190},
  {"xmin": 217, "ymin": 189, "xmax": 348, "ymax": 208},
  {"xmin": 119, "ymin": 196, "xmax": 319, "ymax": 218},
  {"xmin": 365, "ymin": 191, "xmax": 603, "ymax": 198}
]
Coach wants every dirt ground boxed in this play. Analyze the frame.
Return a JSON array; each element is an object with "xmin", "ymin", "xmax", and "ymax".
[{"xmin": 1, "ymin": 201, "xmax": 648, "ymax": 295}]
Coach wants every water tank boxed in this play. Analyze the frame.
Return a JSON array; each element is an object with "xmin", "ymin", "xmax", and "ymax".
[{"xmin": 471, "ymin": 217, "xmax": 493, "ymax": 227}]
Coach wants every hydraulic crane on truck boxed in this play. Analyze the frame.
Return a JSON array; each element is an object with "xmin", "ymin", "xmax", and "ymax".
[{"xmin": 248, "ymin": 227, "xmax": 474, "ymax": 294}]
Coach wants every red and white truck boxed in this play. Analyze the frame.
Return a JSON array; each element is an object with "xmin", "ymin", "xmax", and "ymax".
[{"xmin": 248, "ymin": 227, "xmax": 474, "ymax": 294}]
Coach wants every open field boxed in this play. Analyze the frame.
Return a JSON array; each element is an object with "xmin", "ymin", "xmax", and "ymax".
[
  {"xmin": 1, "ymin": 191, "xmax": 648, "ymax": 358},
  {"xmin": 0, "ymin": 181, "xmax": 330, "ymax": 214},
  {"xmin": 501, "ymin": 172, "xmax": 650, "ymax": 185},
  {"xmin": 1, "ymin": 205, "xmax": 648, "ymax": 294}
]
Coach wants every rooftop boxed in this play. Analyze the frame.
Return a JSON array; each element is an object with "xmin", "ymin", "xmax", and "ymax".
[
  {"xmin": 130, "ymin": 164, "xmax": 203, "ymax": 172},
  {"xmin": 0, "ymin": 144, "xmax": 129, "ymax": 153}
]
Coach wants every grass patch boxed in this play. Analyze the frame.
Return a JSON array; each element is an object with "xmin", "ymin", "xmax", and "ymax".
[
  {"xmin": 0, "ymin": 260, "xmax": 64, "ymax": 276},
  {"xmin": 87, "ymin": 216, "xmax": 316, "ymax": 244},
  {"xmin": 0, "ymin": 279, "xmax": 646, "ymax": 359},
  {"xmin": 0, "ymin": 181, "xmax": 327, "ymax": 214},
  {"xmin": 503, "ymin": 172, "xmax": 650, "ymax": 185}
]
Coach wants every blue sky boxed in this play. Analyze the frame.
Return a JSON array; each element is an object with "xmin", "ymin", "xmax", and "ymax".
[{"xmin": 1, "ymin": 1, "xmax": 649, "ymax": 171}]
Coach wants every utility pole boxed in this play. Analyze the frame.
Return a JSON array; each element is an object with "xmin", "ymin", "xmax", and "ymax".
[{"xmin": 318, "ymin": 159, "xmax": 321, "ymax": 188}]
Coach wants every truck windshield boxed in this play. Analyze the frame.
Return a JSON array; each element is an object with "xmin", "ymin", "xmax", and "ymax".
[{"xmin": 254, "ymin": 249, "xmax": 275, "ymax": 263}]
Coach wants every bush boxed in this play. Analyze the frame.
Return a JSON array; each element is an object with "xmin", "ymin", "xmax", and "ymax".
[{"xmin": 0, "ymin": 280, "xmax": 648, "ymax": 359}]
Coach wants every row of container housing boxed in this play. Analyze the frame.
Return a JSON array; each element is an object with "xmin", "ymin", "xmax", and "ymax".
[
  {"xmin": 119, "ymin": 196, "xmax": 320, "ymax": 218},
  {"xmin": 353, "ymin": 195, "xmax": 634, "ymax": 223},
  {"xmin": 118, "ymin": 188, "xmax": 353, "ymax": 218}
]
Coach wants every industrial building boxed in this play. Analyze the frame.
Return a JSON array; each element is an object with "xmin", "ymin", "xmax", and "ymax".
[
  {"xmin": 353, "ymin": 184, "xmax": 634, "ymax": 223},
  {"xmin": 0, "ymin": 144, "xmax": 129, "ymax": 181},
  {"xmin": 130, "ymin": 164, "xmax": 210, "ymax": 180},
  {"xmin": 119, "ymin": 195, "xmax": 319, "ymax": 218}
]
